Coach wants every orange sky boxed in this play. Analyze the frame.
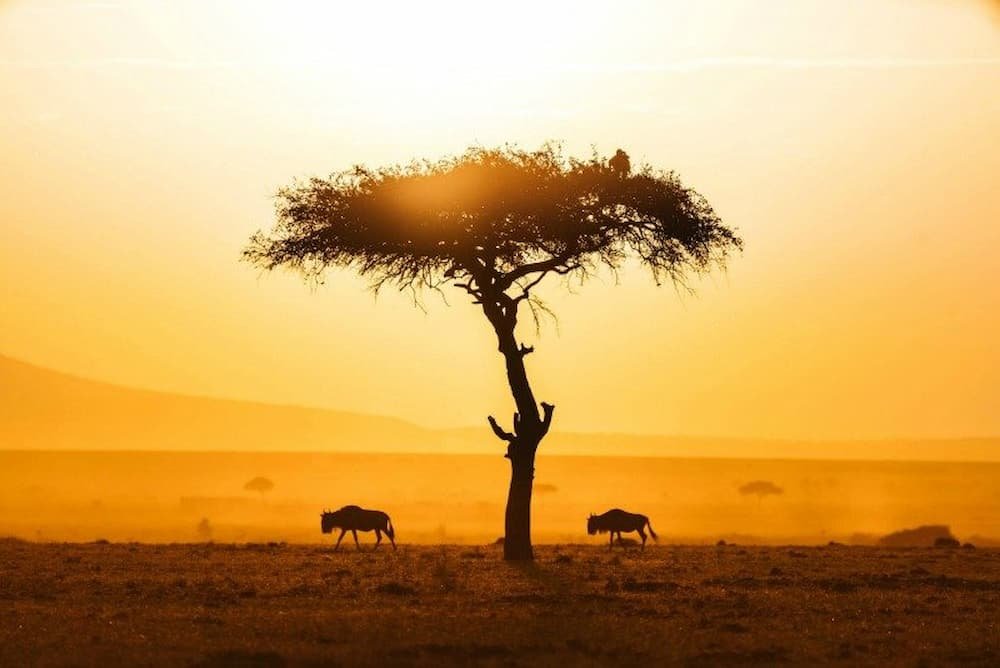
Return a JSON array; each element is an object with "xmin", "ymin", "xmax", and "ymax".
[{"xmin": 1, "ymin": 0, "xmax": 998, "ymax": 441}]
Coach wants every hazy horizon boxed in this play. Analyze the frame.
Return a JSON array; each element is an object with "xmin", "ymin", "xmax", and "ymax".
[
  {"xmin": 3, "ymin": 0, "xmax": 999, "ymax": 442},
  {"xmin": 4, "ymin": 352, "xmax": 1000, "ymax": 463},
  {"xmin": 3, "ymin": 449, "xmax": 998, "ymax": 546}
]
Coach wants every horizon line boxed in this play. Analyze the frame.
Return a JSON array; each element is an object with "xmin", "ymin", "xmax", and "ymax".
[
  {"xmin": 2, "ymin": 447, "xmax": 999, "ymax": 467},
  {"xmin": 4, "ymin": 351, "xmax": 999, "ymax": 445}
]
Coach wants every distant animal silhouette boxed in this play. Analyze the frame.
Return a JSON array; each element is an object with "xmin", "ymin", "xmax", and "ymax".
[
  {"xmin": 320, "ymin": 505, "xmax": 396, "ymax": 551},
  {"xmin": 587, "ymin": 508, "xmax": 657, "ymax": 549},
  {"xmin": 609, "ymin": 149, "xmax": 631, "ymax": 179}
]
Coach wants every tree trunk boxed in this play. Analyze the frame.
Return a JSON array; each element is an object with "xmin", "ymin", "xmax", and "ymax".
[
  {"xmin": 504, "ymin": 444, "xmax": 537, "ymax": 560},
  {"xmin": 495, "ymin": 341, "xmax": 554, "ymax": 561},
  {"xmin": 481, "ymin": 298, "xmax": 554, "ymax": 561}
]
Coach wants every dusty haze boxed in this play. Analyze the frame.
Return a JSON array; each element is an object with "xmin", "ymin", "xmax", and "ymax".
[
  {"xmin": 2, "ymin": 450, "xmax": 998, "ymax": 546},
  {"xmin": 3, "ymin": 354, "xmax": 999, "ymax": 545}
]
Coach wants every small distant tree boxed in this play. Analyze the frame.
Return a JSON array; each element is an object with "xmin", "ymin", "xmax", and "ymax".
[
  {"xmin": 196, "ymin": 517, "xmax": 213, "ymax": 541},
  {"xmin": 244, "ymin": 144, "xmax": 741, "ymax": 560},
  {"xmin": 738, "ymin": 480, "xmax": 783, "ymax": 506},
  {"xmin": 244, "ymin": 476, "xmax": 274, "ymax": 501}
]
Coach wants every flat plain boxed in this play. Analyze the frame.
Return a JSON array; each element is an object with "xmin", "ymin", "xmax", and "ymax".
[{"xmin": 1, "ymin": 540, "xmax": 998, "ymax": 667}]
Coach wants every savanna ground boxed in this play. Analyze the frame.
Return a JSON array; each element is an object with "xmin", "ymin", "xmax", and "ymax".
[{"xmin": 2, "ymin": 540, "xmax": 998, "ymax": 666}]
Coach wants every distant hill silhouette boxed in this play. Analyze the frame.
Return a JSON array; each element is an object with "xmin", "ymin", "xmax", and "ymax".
[
  {"xmin": 0, "ymin": 354, "xmax": 437, "ymax": 452},
  {"xmin": 3, "ymin": 353, "xmax": 1000, "ymax": 461}
]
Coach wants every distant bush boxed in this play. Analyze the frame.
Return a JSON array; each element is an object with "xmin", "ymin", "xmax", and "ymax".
[
  {"xmin": 738, "ymin": 480, "xmax": 783, "ymax": 504},
  {"xmin": 243, "ymin": 476, "xmax": 274, "ymax": 499},
  {"xmin": 934, "ymin": 537, "xmax": 961, "ymax": 548},
  {"xmin": 196, "ymin": 518, "xmax": 213, "ymax": 542},
  {"xmin": 879, "ymin": 525, "xmax": 957, "ymax": 548}
]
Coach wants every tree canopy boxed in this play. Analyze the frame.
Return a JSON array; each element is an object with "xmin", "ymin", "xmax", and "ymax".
[
  {"xmin": 244, "ymin": 476, "xmax": 274, "ymax": 495},
  {"xmin": 244, "ymin": 143, "xmax": 741, "ymax": 302},
  {"xmin": 738, "ymin": 481, "xmax": 783, "ymax": 499}
]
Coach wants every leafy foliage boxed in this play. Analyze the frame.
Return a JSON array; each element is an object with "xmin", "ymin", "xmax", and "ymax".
[{"xmin": 244, "ymin": 143, "xmax": 741, "ymax": 303}]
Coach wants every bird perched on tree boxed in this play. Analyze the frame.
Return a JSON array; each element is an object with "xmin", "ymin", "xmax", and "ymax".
[{"xmin": 609, "ymin": 148, "xmax": 631, "ymax": 179}]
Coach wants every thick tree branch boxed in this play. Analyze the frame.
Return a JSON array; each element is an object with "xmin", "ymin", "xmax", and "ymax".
[
  {"xmin": 500, "ymin": 254, "xmax": 576, "ymax": 289},
  {"xmin": 488, "ymin": 415, "xmax": 515, "ymax": 443}
]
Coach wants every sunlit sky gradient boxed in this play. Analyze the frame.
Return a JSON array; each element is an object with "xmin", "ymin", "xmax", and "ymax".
[{"xmin": 2, "ymin": 0, "xmax": 998, "ymax": 441}]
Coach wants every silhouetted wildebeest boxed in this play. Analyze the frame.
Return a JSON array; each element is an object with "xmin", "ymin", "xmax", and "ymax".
[
  {"xmin": 320, "ymin": 505, "xmax": 396, "ymax": 551},
  {"xmin": 587, "ymin": 508, "xmax": 658, "ymax": 549}
]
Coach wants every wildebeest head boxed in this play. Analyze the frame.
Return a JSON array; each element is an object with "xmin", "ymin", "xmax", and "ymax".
[
  {"xmin": 587, "ymin": 513, "xmax": 599, "ymax": 535},
  {"xmin": 320, "ymin": 509, "xmax": 339, "ymax": 534}
]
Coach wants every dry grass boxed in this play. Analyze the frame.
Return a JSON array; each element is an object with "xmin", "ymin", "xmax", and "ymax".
[{"xmin": 1, "ymin": 541, "xmax": 998, "ymax": 666}]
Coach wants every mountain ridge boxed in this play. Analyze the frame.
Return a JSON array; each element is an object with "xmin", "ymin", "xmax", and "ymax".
[{"xmin": 2, "ymin": 353, "xmax": 998, "ymax": 461}]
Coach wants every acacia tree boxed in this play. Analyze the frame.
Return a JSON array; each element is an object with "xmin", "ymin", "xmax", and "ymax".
[
  {"xmin": 738, "ymin": 480, "xmax": 783, "ymax": 506},
  {"xmin": 244, "ymin": 476, "xmax": 275, "ymax": 501},
  {"xmin": 244, "ymin": 144, "xmax": 741, "ymax": 560}
]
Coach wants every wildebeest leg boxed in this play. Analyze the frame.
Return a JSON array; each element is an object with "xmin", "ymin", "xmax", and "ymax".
[
  {"xmin": 388, "ymin": 532, "xmax": 396, "ymax": 551},
  {"xmin": 374, "ymin": 529, "xmax": 382, "ymax": 550},
  {"xmin": 609, "ymin": 532, "xmax": 614, "ymax": 550},
  {"xmin": 334, "ymin": 529, "xmax": 346, "ymax": 551},
  {"xmin": 639, "ymin": 527, "xmax": 647, "ymax": 549},
  {"xmin": 352, "ymin": 529, "xmax": 360, "ymax": 550}
]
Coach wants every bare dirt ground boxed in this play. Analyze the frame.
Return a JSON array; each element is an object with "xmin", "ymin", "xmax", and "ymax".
[{"xmin": 1, "ymin": 540, "xmax": 998, "ymax": 666}]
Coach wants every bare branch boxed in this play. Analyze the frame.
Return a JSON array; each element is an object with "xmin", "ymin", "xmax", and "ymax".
[
  {"xmin": 540, "ymin": 402, "xmax": 555, "ymax": 436},
  {"xmin": 487, "ymin": 415, "xmax": 515, "ymax": 443},
  {"xmin": 511, "ymin": 271, "xmax": 550, "ymax": 303},
  {"xmin": 524, "ymin": 295, "xmax": 559, "ymax": 336}
]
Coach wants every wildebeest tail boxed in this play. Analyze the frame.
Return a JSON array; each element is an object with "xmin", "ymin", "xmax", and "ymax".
[
  {"xmin": 386, "ymin": 517, "xmax": 395, "ymax": 540},
  {"xmin": 646, "ymin": 518, "xmax": 658, "ymax": 541}
]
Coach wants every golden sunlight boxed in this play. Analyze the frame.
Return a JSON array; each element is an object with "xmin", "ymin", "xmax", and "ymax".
[{"xmin": 3, "ymin": 0, "xmax": 1000, "ymax": 663}]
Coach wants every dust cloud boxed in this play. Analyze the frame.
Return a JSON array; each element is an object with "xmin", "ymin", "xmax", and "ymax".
[{"xmin": 1, "ymin": 451, "xmax": 997, "ymax": 546}]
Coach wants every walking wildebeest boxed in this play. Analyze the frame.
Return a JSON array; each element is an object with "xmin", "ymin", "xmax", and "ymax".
[
  {"xmin": 587, "ymin": 508, "xmax": 658, "ymax": 549},
  {"xmin": 320, "ymin": 505, "xmax": 396, "ymax": 551}
]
